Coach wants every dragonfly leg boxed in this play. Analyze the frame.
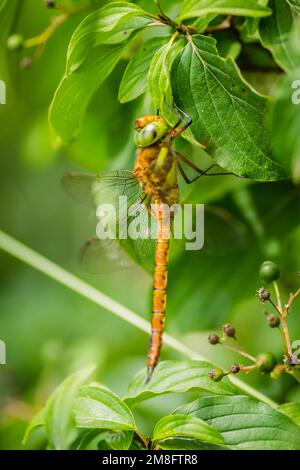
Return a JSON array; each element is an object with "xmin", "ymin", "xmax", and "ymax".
[
  {"xmin": 177, "ymin": 153, "xmax": 235, "ymax": 184},
  {"xmin": 170, "ymin": 115, "xmax": 192, "ymax": 141}
]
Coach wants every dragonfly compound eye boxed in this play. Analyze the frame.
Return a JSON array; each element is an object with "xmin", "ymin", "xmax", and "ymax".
[{"xmin": 134, "ymin": 121, "xmax": 168, "ymax": 147}]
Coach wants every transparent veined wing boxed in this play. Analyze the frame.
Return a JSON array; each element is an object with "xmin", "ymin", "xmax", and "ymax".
[
  {"xmin": 63, "ymin": 170, "xmax": 156, "ymax": 273},
  {"xmin": 62, "ymin": 170, "xmax": 141, "ymax": 209}
]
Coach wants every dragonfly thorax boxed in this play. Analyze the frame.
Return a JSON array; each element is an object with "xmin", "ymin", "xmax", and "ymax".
[{"xmin": 134, "ymin": 142, "xmax": 179, "ymax": 207}]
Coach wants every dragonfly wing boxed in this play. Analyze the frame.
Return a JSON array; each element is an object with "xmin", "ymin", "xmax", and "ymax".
[
  {"xmin": 81, "ymin": 235, "xmax": 156, "ymax": 274},
  {"xmin": 62, "ymin": 170, "xmax": 140, "ymax": 209},
  {"xmin": 80, "ymin": 237, "xmax": 135, "ymax": 273},
  {"xmin": 64, "ymin": 170, "xmax": 157, "ymax": 273},
  {"xmin": 62, "ymin": 172, "xmax": 99, "ymax": 207}
]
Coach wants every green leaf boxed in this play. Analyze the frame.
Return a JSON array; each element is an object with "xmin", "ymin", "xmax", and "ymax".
[
  {"xmin": 44, "ymin": 367, "xmax": 94, "ymax": 449},
  {"xmin": 158, "ymin": 437, "xmax": 227, "ymax": 450},
  {"xmin": 74, "ymin": 383, "xmax": 136, "ymax": 431},
  {"xmin": 23, "ymin": 408, "xmax": 46, "ymax": 445},
  {"xmin": 147, "ymin": 37, "xmax": 197, "ymax": 144},
  {"xmin": 125, "ymin": 361, "xmax": 234, "ymax": 407},
  {"xmin": 67, "ymin": 2, "xmax": 153, "ymax": 72},
  {"xmin": 278, "ymin": 403, "xmax": 300, "ymax": 426},
  {"xmin": 105, "ymin": 430, "xmax": 134, "ymax": 450},
  {"xmin": 288, "ymin": 0, "xmax": 300, "ymax": 13},
  {"xmin": 178, "ymin": 0, "xmax": 272, "ymax": 21},
  {"xmin": 241, "ymin": 0, "xmax": 270, "ymax": 40},
  {"xmin": 153, "ymin": 415, "xmax": 224, "ymax": 445},
  {"xmin": 118, "ymin": 36, "xmax": 169, "ymax": 103},
  {"xmin": 49, "ymin": 44, "xmax": 124, "ymax": 143},
  {"xmin": 176, "ymin": 395, "xmax": 300, "ymax": 450},
  {"xmin": 148, "ymin": 37, "xmax": 185, "ymax": 110},
  {"xmin": 171, "ymin": 35, "xmax": 288, "ymax": 181},
  {"xmin": 269, "ymin": 70, "xmax": 300, "ymax": 183},
  {"xmin": 259, "ymin": 0, "xmax": 298, "ymax": 72}
]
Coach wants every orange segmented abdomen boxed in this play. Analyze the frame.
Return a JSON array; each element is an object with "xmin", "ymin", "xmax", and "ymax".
[{"xmin": 146, "ymin": 205, "xmax": 171, "ymax": 383}]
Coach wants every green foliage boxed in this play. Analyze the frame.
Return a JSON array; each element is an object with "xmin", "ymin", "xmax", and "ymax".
[
  {"xmin": 1, "ymin": 0, "xmax": 300, "ymax": 452},
  {"xmin": 48, "ymin": 0, "xmax": 295, "ymax": 180},
  {"xmin": 178, "ymin": 0, "xmax": 272, "ymax": 20},
  {"xmin": 176, "ymin": 395, "xmax": 300, "ymax": 450},
  {"xmin": 24, "ymin": 368, "xmax": 300, "ymax": 450},
  {"xmin": 259, "ymin": 0, "xmax": 298, "ymax": 72},
  {"xmin": 125, "ymin": 360, "xmax": 235, "ymax": 407},
  {"xmin": 171, "ymin": 35, "xmax": 286, "ymax": 180}
]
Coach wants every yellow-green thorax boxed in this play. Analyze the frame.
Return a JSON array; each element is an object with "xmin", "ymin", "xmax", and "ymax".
[{"xmin": 133, "ymin": 116, "xmax": 179, "ymax": 206}]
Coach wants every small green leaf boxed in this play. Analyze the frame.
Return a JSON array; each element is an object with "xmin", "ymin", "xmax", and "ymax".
[
  {"xmin": 67, "ymin": 2, "xmax": 152, "ymax": 72},
  {"xmin": 176, "ymin": 395, "xmax": 300, "ymax": 450},
  {"xmin": 178, "ymin": 0, "xmax": 272, "ymax": 21},
  {"xmin": 74, "ymin": 383, "xmax": 136, "ymax": 431},
  {"xmin": 45, "ymin": 366, "xmax": 94, "ymax": 449},
  {"xmin": 147, "ymin": 37, "xmax": 197, "ymax": 144},
  {"xmin": 158, "ymin": 438, "xmax": 226, "ymax": 450},
  {"xmin": 278, "ymin": 403, "xmax": 300, "ymax": 426},
  {"xmin": 105, "ymin": 430, "xmax": 134, "ymax": 450},
  {"xmin": 23, "ymin": 408, "xmax": 46, "ymax": 445},
  {"xmin": 171, "ymin": 35, "xmax": 288, "ymax": 181},
  {"xmin": 50, "ymin": 44, "xmax": 124, "ymax": 143},
  {"xmin": 148, "ymin": 37, "xmax": 185, "ymax": 109},
  {"xmin": 125, "ymin": 361, "xmax": 234, "ymax": 407},
  {"xmin": 153, "ymin": 415, "xmax": 224, "ymax": 445},
  {"xmin": 118, "ymin": 36, "xmax": 169, "ymax": 103},
  {"xmin": 259, "ymin": 0, "xmax": 298, "ymax": 72}
]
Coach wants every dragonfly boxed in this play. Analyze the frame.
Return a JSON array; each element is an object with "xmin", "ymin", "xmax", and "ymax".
[{"xmin": 63, "ymin": 110, "xmax": 237, "ymax": 383}]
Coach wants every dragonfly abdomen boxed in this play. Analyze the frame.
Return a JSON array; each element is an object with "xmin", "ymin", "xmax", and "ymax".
[{"xmin": 146, "ymin": 228, "xmax": 170, "ymax": 383}]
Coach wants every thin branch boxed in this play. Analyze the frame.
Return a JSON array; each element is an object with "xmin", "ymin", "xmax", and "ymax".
[
  {"xmin": 0, "ymin": 230, "xmax": 278, "ymax": 408},
  {"xmin": 273, "ymin": 281, "xmax": 292, "ymax": 357}
]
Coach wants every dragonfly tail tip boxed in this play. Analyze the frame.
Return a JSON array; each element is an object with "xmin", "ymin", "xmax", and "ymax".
[{"xmin": 145, "ymin": 366, "xmax": 155, "ymax": 385}]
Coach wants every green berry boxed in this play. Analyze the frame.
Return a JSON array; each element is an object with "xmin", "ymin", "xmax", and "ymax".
[
  {"xmin": 208, "ymin": 368, "xmax": 224, "ymax": 382},
  {"xmin": 259, "ymin": 261, "xmax": 280, "ymax": 284},
  {"xmin": 7, "ymin": 34, "xmax": 24, "ymax": 51},
  {"xmin": 256, "ymin": 352, "xmax": 277, "ymax": 373},
  {"xmin": 208, "ymin": 334, "xmax": 219, "ymax": 345}
]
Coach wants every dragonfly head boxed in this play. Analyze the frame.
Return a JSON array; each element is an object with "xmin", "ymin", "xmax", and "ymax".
[{"xmin": 134, "ymin": 116, "xmax": 168, "ymax": 147}]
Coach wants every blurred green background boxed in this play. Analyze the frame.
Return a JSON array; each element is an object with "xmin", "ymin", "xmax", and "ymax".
[{"xmin": 1, "ymin": 0, "xmax": 300, "ymax": 449}]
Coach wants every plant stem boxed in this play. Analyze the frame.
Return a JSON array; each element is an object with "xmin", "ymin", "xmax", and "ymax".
[
  {"xmin": 0, "ymin": 230, "xmax": 278, "ymax": 408},
  {"xmin": 273, "ymin": 281, "xmax": 292, "ymax": 357},
  {"xmin": 220, "ymin": 342, "xmax": 256, "ymax": 363}
]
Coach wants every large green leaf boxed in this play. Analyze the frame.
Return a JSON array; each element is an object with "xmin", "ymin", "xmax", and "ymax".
[
  {"xmin": 259, "ymin": 0, "xmax": 298, "ymax": 72},
  {"xmin": 178, "ymin": 0, "xmax": 272, "ymax": 21},
  {"xmin": 74, "ymin": 383, "xmax": 136, "ymax": 431},
  {"xmin": 176, "ymin": 395, "xmax": 300, "ymax": 450},
  {"xmin": 125, "ymin": 361, "xmax": 234, "ymax": 407},
  {"xmin": 67, "ymin": 2, "xmax": 153, "ymax": 72},
  {"xmin": 49, "ymin": 44, "xmax": 124, "ymax": 143},
  {"xmin": 153, "ymin": 414, "xmax": 224, "ymax": 445},
  {"xmin": 118, "ymin": 36, "xmax": 169, "ymax": 103},
  {"xmin": 171, "ymin": 35, "xmax": 288, "ymax": 181}
]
